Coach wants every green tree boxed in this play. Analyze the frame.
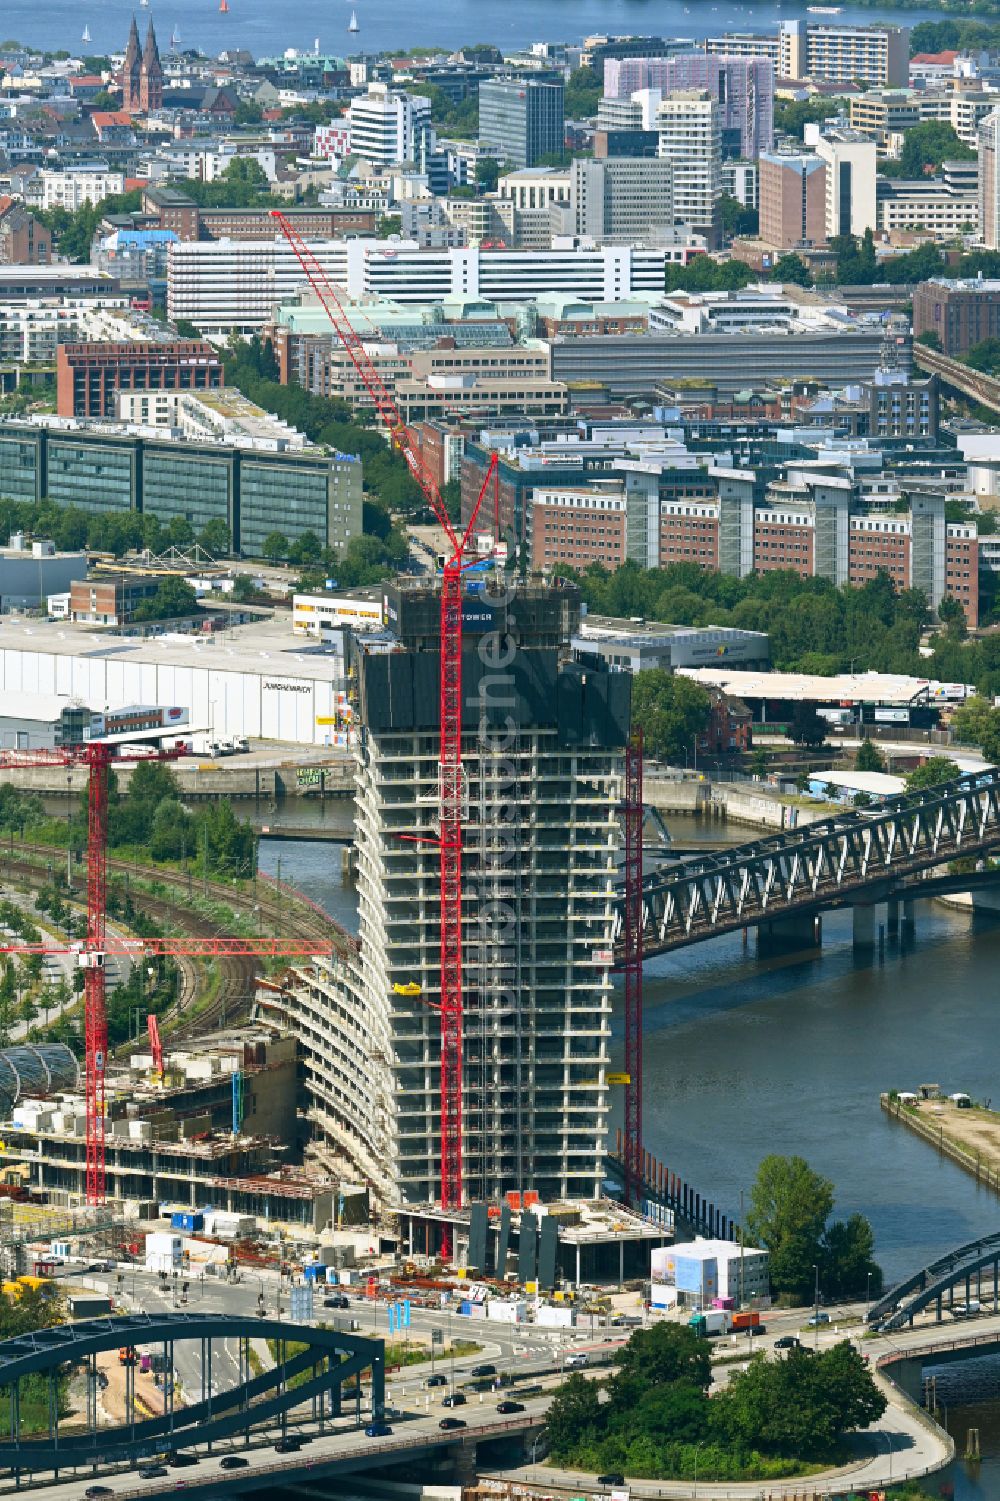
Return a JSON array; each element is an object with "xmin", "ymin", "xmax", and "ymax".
[
  {"xmin": 719, "ymin": 192, "xmax": 759, "ymax": 239},
  {"xmin": 261, "ymin": 531, "xmax": 289, "ymax": 564},
  {"xmin": 773, "ymin": 96, "xmax": 851, "ymax": 140},
  {"xmin": 964, "ymin": 337, "xmax": 1000, "ymax": 375},
  {"xmin": 855, "ymin": 738, "xmax": 886, "ymax": 772},
  {"xmin": 714, "ymin": 1343, "xmax": 885, "ymax": 1460},
  {"xmin": 132, "ymin": 576, "xmax": 198, "ymax": 622},
  {"xmin": 821, "ymin": 1214, "xmax": 882, "ymax": 1300},
  {"xmin": 881, "ymin": 121, "xmax": 974, "ymax": 179},
  {"xmin": 198, "ymin": 518, "xmax": 231, "ymax": 557},
  {"xmin": 564, "ymin": 65, "xmax": 603, "ymax": 117},
  {"xmin": 231, "ymin": 573, "xmax": 261, "ymax": 603},
  {"xmin": 905, "ymin": 757, "xmax": 961, "ymax": 791},
  {"xmin": 771, "ymin": 253, "xmax": 813, "ymax": 287},
  {"xmin": 788, "ymin": 701, "xmax": 828, "ymax": 749},
  {"xmin": 746, "ymin": 1155, "xmax": 834, "ymax": 1302},
  {"xmin": 545, "ymin": 1373, "xmax": 605, "ymax": 1460},
  {"xmin": 630, "ymin": 671, "xmax": 711, "ymax": 763},
  {"xmin": 951, "ymin": 694, "xmax": 995, "ymax": 746},
  {"xmin": 608, "ymin": 1323, "xmax": 712, "ymax": 1405},
  {"xmin": 475, "ymin": 157, "xmax": 501, "ymax": 193},
  {"xmin": 916, "ymin": 329, "xmax": 942, "ymax": 352},
  {"xmin": 938, "ymin": 593, "xmax": 968, "ymax": 639},
  {"xmin": 376, "ymin": 214, "xmax": 402, "ymax": 239}
]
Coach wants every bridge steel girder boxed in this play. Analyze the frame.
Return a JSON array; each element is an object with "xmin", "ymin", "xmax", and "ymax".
[
  {"xmin": 0, "ymin": 1312, "xmax": 385, "ymax": 1471},
  {"xmin": 869, "ymin": 1228, "xmax": 1000, "ymax": 1326},
  {"xmin": 614, "ymin": 770, "xmax": 1000, "ymax": 961},
  {"xmin": 876, "ymin": 1248, "xmax": 1000, "ymax": 1332}
]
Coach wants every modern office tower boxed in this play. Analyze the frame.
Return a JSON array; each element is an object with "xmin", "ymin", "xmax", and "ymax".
[
  {"xmin": 758, "ymin": 151, "xmax": 827, "ymax": 249},
  {"xmin": 262, "ymin": 578, "xmax": 628, "ymax": 1210},
  {"xmin": 572, "ymin": 157, "xmax": 675, "ymax": 242},
  {"xmin": 657, "ymin": 91, "xmax": 722, "ymax": 246},
  {"xmin": 478, "ymin": 77, "xmax": 565, "ymax": 169},
  {"xmin": 346, "ymin": 83, "xmax": 433, "ymax": 167}
]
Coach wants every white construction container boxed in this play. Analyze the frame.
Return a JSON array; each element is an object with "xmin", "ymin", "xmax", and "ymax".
[{"xmin": 535, "ymin": 1303, "xmax": 575, "ymax": 1328}]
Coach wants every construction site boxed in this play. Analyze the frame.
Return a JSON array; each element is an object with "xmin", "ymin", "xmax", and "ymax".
[{"xmin": 0, "ymin": 211, "xmax": 664, "ymax": 1296}]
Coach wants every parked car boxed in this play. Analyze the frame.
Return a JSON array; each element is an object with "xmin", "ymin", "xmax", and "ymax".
[
  {"xmin": 748, "ymin": 1323, "xmax": 768, "ymax": 1336},
  {"xmin": 469, "ymin": 1363, "xmax": 496, "ymax": 1377},
  {"xmin": 274, "ymin": 1438, "xmax": 301, "ymax": 1454},
  {"xmin": 168, "ymin": 1454, "xmax": 198, "ymax": 1469},
  {"xmin": 496, "ymin": 1400, "xmax": 524, "ymax": 1414},
  {"xmin": 774, "ymin": 1335, "xmax": 800, "ymax": 1350},
  {"xmin": 425, "ymin": 1374, "xmax": 448, "ymax": 1388},
  {"xmin": 85, "ymin": 1488, "xmax": 112, "ymax": 1499},
  {"xmin": 806, "ymin": 1312, "xmax": 830, "ymax": 1327},
  {"xmin": 438, "ymin": 1417, "xmax": 467, "ymax": 1431},
  {"xmin": 564, "ymin": 1351, "xmax": 589, "ymax": 1367},
  {"xmin": 364, "ymin": 1422, "xmax": 392, "ymax": 1438},
  {"xmin": 442, "ymin": 1393, "xmax": 467, "ymax": 1407},
  {"xmin": 598, "ymin": 1474, "xmax": 626, "ymax": 1487},
  {"xmin": 139, "ymin": 1467, "xmax": 168, "ymax": 1480},
  {"xmin": 324, "ymin": 1294, "xmax": 350, "ymax": 1309},
  {"xmin": 219, "ymin": 1457, "xmax": 248, "ymax": 1470}
]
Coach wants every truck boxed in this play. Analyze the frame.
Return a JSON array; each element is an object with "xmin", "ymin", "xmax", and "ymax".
[
  {"xmin": 731, "ymin": 1311, "xmax": 761, "ymax": 1331},
  {"xmin": 689, "ymin": 1309, "xmax": 731, "ymax": 1337}
]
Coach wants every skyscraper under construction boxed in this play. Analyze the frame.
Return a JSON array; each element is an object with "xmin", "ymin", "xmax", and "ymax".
[{"xmin": 262, "ymin": 576, "xmax": 630, "ymax": 1213}]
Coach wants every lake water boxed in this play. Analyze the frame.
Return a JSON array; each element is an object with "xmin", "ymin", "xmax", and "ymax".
[{"xmin": 13, "ymin": 0, "xmax": 947, "ymax": 64}]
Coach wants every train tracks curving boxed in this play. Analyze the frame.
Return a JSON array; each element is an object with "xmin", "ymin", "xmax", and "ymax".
[{"xmin": 4, "ymin": 844, "xmax": 348, "ymax": 1044}]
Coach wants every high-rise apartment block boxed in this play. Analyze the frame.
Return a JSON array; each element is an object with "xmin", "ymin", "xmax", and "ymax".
[
  {"xmin": 478, "ymin": 78, "xmax": 565, "ymax": 169},
  {"xmin": 758, "ymin": 152, "xmax": 827, "ymax": 249},
  {"xmin": 346, "ymin": 83, "xmax": 433, "ymax": 167},
  {"xmin": 706, "ymin": 20, "xmax": 909, "ymax": 87},
  {"xmin": 657, "ymin": 91, "xmax": 722, "ymax": 246},
  {"xmin": 261, "ymin": 579, "xmax": 628, "ymax": 1210},
  {"xmin": 815, "ymin": 129, "xmax": 877, "ymax": 238},
  {"xmin": 603, "ymin": 54, "xmax": 774, "ymax": 158},
  {"xmin": 979, "ymin": 108, "xmax": 1000, "ymax": 250}
]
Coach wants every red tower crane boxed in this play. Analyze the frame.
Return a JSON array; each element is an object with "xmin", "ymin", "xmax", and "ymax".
[
  {"xmin": 269, "ymin": 210, "xmax": 499, "ymax": 1233},
  {"xmin": 147, "ymin": 1013, "xmax": 164, "ymax": 1079},
  {"xmin": 621, "ymin": 729, "xmax": 644, "ymax": 1208},
  {"xmin": 0, "ymin": 744, "xmax": 334, "ymax": 1206}
]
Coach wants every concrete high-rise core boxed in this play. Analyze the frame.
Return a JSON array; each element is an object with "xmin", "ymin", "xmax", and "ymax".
[{"xmin": 263, "ymin": 578, "xmax": 630, "ymax": 1212}]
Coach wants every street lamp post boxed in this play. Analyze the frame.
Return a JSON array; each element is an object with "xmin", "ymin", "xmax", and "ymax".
[
  {"xmin": 866, "ymin": 1271, "xmax": 872, "ymax": 1321},
  {"xmin": 693, "ymin": 1440, "xmax": 705, "ymax": 1496},
  {"xmin": 813, "ymin": 1264, "xmax": 820, "ymax": 1352}
]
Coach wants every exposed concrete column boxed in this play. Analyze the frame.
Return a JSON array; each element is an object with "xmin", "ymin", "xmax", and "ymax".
[
  {"xmin": 902, "ymin": 899, "xmax": 916, "ymax": 935},
  {"xmin": 886, "ymin": 899, "xmax": 899, "ymax": 936},
  {"xmin": 853, "ymin": 904, "xmax": 875, "ymax": 953}
]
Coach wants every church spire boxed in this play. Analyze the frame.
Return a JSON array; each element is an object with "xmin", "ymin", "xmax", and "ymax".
[{"xmin": 123, "ymin": 15, "xmax": 142, "ymax": 112}]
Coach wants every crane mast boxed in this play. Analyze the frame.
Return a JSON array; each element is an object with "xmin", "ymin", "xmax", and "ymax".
[{"xmin": 269, "ymin": 213, "xmax": 498, "ymax": 1234}]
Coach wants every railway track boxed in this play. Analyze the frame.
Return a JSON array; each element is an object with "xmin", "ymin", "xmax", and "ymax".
[{"xmin": 3, "ymin": 843, "xmax": 349, "ymax": 1044}]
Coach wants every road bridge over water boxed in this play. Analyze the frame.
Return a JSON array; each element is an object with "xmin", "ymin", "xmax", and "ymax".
[{"xmin": 613, "ymin": 769, "xmax": 1000, "ymax": 962}]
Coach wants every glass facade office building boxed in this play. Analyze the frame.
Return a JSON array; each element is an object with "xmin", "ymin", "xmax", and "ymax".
[{"xmin": 0, "ymin": 422, "xmax": 362, "ymax": 555}]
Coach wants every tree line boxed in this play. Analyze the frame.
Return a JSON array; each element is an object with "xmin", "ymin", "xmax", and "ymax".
[
  {"xmin": 567, "ymin": 562, "xmax": 971, "ymax": 679},
  {"xmin": 545, "ymin": 1322, "xmax": 884, "ymax": 1481}
]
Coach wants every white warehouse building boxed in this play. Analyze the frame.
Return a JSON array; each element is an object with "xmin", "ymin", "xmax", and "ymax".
[{"xmin": 0, "ymin": 619, "xmax": 346, "ymax": 747}]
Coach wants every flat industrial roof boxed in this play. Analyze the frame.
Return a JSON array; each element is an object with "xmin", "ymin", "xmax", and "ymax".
[
  {"xmin": 810, "ymin": 769, "xmax": 906, "ymax": 796},
  {"xmin": 680, "ymin": 667, "xmax": 930, "ymax": 706},
  {"xmin": 0, "ymin": 617, "xmax": 343, "ymax": 683}
]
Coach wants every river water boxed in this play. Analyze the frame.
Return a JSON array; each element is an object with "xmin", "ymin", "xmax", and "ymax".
[
  {"xmin": 258, "ymin": 809, "xmax": 1000, "ymax": 1494},
  {"xmin": 8, "ymin": 0, "xmax": 949, "ymax": 63}
]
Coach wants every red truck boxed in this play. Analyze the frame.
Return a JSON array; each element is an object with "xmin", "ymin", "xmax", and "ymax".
[{"xmin": 731, "ymin": 1311, "xmax": 760, "ymax": 1330}]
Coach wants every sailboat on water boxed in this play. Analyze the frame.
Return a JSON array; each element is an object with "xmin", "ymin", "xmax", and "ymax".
[
  {"xmin": 81, "ymin": 24, "xmax": 91, "ymax": 43},
  {"xmin": 170, "ymin": 25, "xmax": 181, "ymax": 47},
  {"xmin": 220, "ymin": 0, "xmax": 229, "ymax": 12},
  {"xmin": 348, "ymin": 9, "xmax": 359, "ymax": 32}
]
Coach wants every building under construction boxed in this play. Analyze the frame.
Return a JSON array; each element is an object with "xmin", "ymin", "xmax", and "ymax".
[{"xmin": 260, "ymin": 576, "xmax": 631, "ymax": 1214}]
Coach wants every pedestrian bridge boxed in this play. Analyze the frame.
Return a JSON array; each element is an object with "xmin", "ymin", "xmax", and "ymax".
[{"xmin": 614, "ymin": 768, "xmax": 1000, "ymax": 960}]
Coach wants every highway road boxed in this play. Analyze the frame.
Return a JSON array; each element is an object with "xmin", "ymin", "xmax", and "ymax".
[{"xmin": 12, "ymin": 1274, "xmax": 993, "ymax": 1500}]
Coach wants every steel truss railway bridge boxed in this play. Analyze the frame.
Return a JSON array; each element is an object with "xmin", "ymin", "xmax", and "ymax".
[{"xmin": 612, "ymin": 768, "xmax": 1000, "ymax": 962}]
